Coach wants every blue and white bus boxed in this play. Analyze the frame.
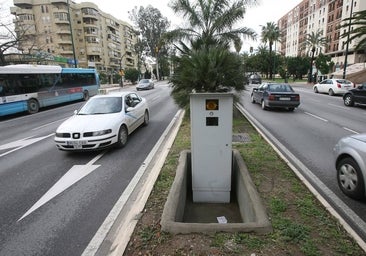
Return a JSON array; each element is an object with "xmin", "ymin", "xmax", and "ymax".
[{"xmin": 0, "ymin": 64, "xmax": 100, "ymax": 116}]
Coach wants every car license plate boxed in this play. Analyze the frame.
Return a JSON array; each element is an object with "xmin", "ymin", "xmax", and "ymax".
[
  {"xmin": 279, "ymin": 97, "xmax": 291, "ymax": 101},
  {"xmin": 67, "ymin": 141, "xmax": 86, "ymax": 149}
]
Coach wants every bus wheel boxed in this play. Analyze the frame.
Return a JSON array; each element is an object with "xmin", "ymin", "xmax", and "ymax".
[
  {"xmin": 83, "ymin": 90, "xmax": 89, "ymax": 101},
  {"xmin": 28, "ymin": 99, "xmax": 39, "ymax": 114}
]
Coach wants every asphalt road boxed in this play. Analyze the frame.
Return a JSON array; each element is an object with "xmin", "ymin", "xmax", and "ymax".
[
  {"xmin": 240, "ymin": 82, "xmax": 366, "ymax": 246},
  {"xmin": 0, "ymin": 81, "xmax": 179, "ymax": 256}
]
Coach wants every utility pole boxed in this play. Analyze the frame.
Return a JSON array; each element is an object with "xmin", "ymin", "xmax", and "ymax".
[
  {"xmin": 67, "ymin": 0, "xmax": 77, "ymax": 68},
  {"xmin": 155, "ymin": 46, "xmax": 160, "ymax": 81},
  {"xmin": 343, "ymin": 0, "xmax": 354, "ymax": 79},
  {"xmin": 119, "ymin": 53, "xmax": 126, "ymax": 86}
]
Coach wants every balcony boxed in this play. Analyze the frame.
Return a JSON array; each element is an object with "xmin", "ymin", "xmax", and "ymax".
[
  {"xmin": 52, "ymin": 7, "xmax": 68, "ymax": 13},
  {"xmin": 54, "ymin": 18, "xmax": 69, "ymax": 24},
  {"xmin": 13, "ymin": 0, "xmax": 32, "ymax": 6},
  {"xmin": 12, "ymin": 8, "xmax": 33, "ymax": 15},
  {"xmin": 58, "ymin": 39, "xmax": 72, "ymax": 45},
  {"xmin": 59, "ymin": 49, "xmax": 73, "ymax": 55},
  {"xmin": 50, "ymin": 0, "xmax": 68, "ymax": 4},
  {"xmin": 56, "ymin": 29, "xmax": 71, "ymax": 34}
]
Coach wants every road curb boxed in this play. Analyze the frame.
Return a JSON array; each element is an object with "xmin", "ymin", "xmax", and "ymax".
[
  {"xmin": 81, "ymin": 109, "xmax": 185, "ymax": 256},
  {"xmin": 235, "ymin": 102, "xmax": 366, "ymax": 252}
]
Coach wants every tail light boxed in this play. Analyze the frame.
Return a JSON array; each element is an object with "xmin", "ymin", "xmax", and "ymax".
[
  {"xmin": 294, "ymin": 95, "xmax": 300, "ymax": 101},
  {"xmin": 268, "ymin": 94, "xmax": 276, "ymax": 100},
  {"xmin": 337, "ymin": 83, "xmax": 341, "ymax": 88}
]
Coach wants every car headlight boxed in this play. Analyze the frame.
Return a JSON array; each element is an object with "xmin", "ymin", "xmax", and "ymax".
[{"xmin": 84, "ymin": 129, "xmax": 112, "ymax": 137}]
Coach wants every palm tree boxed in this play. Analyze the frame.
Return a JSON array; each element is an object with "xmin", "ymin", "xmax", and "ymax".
[
  {"xmin": 261, "ymin": 22, "xmax": 281, "ymax": 79},
  {"xmin": 302, "ymin": 29, "xmax": 328, "ymax": 83},
  {"xmin": 165, "ymin": 0, "xmax": 258, "ymax": 107},
  {"xmin": 167, "ymin": 0, "xmax": 257, "ymax": 50},
  {"xmin": 340, "ymin": 10, "xmax": 366, "ymax": 51}
]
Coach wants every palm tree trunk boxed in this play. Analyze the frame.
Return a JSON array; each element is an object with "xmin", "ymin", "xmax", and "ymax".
[
  {"xmin": 308, "ymin": 48, "xmax": 315, "ymax": 83},
  {"xmin": 269, "ymin": 42, "xmax": 273, "ymax": 80}
]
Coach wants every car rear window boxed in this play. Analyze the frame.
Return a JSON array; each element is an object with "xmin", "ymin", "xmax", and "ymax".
[
  {"xmin": 268, "ymin": 84, "xmax": 294, "ymax": 92},
  {"xmin": 336, "ymin": 79, "xmax": 351, "ymax": 84}
]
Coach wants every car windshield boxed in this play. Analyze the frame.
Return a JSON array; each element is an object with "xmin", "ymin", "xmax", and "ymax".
[
  {"xmin": 268, "ymin": 84, "xmax": 294, "ymax": 92},
  {"xmin": 139, "ymin": 79, "xmax": 149, "ymax": 83},
  {"xmin": 78, "ymin": 97, "xmax": 122, "ymax": 115}
]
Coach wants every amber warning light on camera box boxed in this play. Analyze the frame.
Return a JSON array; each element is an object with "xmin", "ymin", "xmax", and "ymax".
[{"xmin": 205, "ymin": 99, "xmax": 219, "ymax": 110}]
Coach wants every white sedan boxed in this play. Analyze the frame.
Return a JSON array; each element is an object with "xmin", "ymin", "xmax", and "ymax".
[
  {"xmin": 313, "ymin": 78, "xmax": 355, "ymax": 96},
  {"xmin": 55, "ymin": 91, "xmax": 149, "ymax": 151}
]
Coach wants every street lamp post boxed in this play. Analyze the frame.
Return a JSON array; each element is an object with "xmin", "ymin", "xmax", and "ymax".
[
  {"xmin": 155, "ymin": 50, "xmax": 160, "ymax": 81},
  {"xmin": 119, "ymin": 58, "xmax": 123, "ymax": 87},
  {"xmin": 67, "ymin": 0, "xmax": 77, "ymax": 68},
  {"xmin": 343, "ymin": 0, "xmax": 354, "ymax": 79}
]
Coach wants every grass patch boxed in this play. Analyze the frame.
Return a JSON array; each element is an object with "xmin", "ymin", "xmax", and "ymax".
[{"xmin": 124, "ymin": 109, "xmax": 364, "ymax": 256}]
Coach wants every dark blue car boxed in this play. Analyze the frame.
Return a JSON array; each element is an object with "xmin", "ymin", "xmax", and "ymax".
[{"xmin": 251, "ymin": 83, "xmax": 300, "ymax": 111}]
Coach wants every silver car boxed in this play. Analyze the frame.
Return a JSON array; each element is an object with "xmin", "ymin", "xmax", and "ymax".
[
  {"xmin": 334, "ymin": 133, "xmax": 366, "ymax": 200},
  {"xmin": 136, "ymin": 79, "xmax": 154, "ymax": 90}
]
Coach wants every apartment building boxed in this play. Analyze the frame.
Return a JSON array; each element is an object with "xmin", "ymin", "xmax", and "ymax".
[
  {"xmin": 10, "ymin": 0, "xmax": 137, "ymax": 74},
  {"xmin": 278, "ymin": 0, "xmax": 366, "ymax": 71}
]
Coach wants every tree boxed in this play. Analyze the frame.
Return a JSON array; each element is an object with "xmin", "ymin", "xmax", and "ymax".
[
  {"xmin": 170, "ymin": 46, "xmax": 246, "ymax": 107},
  {"xmin": 261, "ymin": 22, "xmax": 281, "ymax": 79},
  {"xmin": 166, "ymin": 0, "xmax": 258, "ymax": 107},
  {"xmin": 124, "ymin": 68, "xmax": 140, "ymax": 84},
  {"xmin": 129, "ymin": 5, "xmax": 170, "ymax": 80},
  {"xmin": 0, "ymin": 3, "xmax": 53, "ymax": 66},
  {"xmin": 302, "ymin": 29, "xmax": 328, "ymax": 83},
  {"xmin": 285, "ymin": 56, "xmax": 309, "ymax": 80},
  {"xmin": 0, "ymin": 4, "xmax": 26, "ymax": 65},
  {"xmin": 167, "ymin": 0, "xmax": 257, "ymax": 50},
  {"xmin": 340, "ymin": 10, "xmax": 366, "ymax": 51},
  {"xmin": 315, "ymin": 53, "xmax": 334, "ymax": 78}
]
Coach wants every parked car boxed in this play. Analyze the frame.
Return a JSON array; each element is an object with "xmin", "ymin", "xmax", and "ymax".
[
  {"xmin": 251, "ymin": 83, "xmax": 300, "ymax": 111},
  {"xmin": 334, "ymin": 133, "xmax": 366, "ymax": 200},
  {"xmin": 54, "ymin": 91, "xmax": 149, "ymax": 151},
  {"xmin": 248, "ymin": 74, "xmax": 262, "ymax": 84},
  {"xmin": 313, "ymin": 78, "xmax": 355, "ymax": 96},
  {"xmin": 343, "ymin": 83, "xmax": 366, "ymax": 107},
  {"xmin": 136, "ymin": 79, "xmax": 154, "ymax": 90}
]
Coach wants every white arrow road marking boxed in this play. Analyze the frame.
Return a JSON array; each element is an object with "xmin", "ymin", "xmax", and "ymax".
[
  {"xmin": 18, "ymin": 152, "xmax": 105, "ymax": 221},
  {"xmin": 0, "ymin": 134, "xmax": 55, "ymax": 157}
]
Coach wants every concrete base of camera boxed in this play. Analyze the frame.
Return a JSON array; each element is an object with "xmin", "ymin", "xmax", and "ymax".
[{"xmin": 161, "ymin": 149, "xmax": 272, "ymax": 234}]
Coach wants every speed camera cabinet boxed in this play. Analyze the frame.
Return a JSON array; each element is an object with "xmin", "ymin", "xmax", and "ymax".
[{"xmin": 190, "ymin": 93, "xmax": 233, "ymax": 203}]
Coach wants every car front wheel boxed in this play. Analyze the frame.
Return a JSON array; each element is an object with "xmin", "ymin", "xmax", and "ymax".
[
  {"xmin": 314, "ymin": 87, "xmax": 319, "ymax": 93},
  {"xmin": 337, "ymin": 157, "xmax": 365, "ymax": 200},
  {"xmin": 251, "ymin": 94, "xmax": 256, "ymax": 103},
  {"xmin": 116, "ymin": 125, "xmax": 128, "ymax": 148},
  {"xmin": 261, "ymin": 100, "xmax": 267, "ymax": 110},
  {"xmin": 143, "ymin": 110, "xmax": 149, "ymax": 126},
  {"xmin": 343, "ymin": 94, "xmax": 354, "ymax": 106}
]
